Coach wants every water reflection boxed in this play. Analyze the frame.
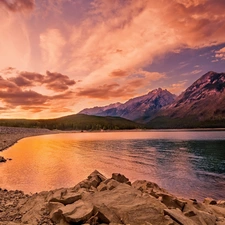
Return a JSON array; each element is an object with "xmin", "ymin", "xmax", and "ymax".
[{"xmin": 0, "ymin": 131, "xmax": 225, "ymax": 200}]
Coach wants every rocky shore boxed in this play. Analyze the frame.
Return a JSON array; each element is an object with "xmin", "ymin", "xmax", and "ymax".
[{"xmin": 0, "ymin": 170, "xmax": 225, "ymax": 225}]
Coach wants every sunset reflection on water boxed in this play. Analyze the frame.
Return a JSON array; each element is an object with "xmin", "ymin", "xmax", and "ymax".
[{"xmin": 0, "ymin": 131, "xmax": 225, "ymax": 200}]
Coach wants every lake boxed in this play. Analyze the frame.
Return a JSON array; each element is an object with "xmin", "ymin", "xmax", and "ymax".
[{"xmin": 0, "ymin": 130, "xmax": 225, "ymax": 200}]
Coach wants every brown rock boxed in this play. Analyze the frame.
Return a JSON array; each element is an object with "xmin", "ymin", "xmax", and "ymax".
[
  {"xmin": 58, "ymin": 200, "xmax": 94, "ymax": 223},
  {"xmin": 84, "ymin": 183, "xmax": 172, "ymax": 225},
  {"xmin": 204, "ymin": 197, "xmax": 217, "ymax": 205},
  {"xmin": 112, "ymin": 173, "xmax": 131, "ymax": 185},
  {"xmin": 164, "ymin": 208, "xmax": 196, "ymax": 225},
  {"xmin": 159, "ymin": 193, "xmax": 187, "ymax": 211},
  {"xmin": 0, "ymin": 156, "xmax": 6, "ymax": 163},
  {"xmin": 49, "ymin": 191, "xmax": 81, "ymax": 205}
]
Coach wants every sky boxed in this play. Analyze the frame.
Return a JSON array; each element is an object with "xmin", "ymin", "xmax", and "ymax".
[{"xmin": 0, "ymin": 0, "xmax": 225, "ymax": 119}]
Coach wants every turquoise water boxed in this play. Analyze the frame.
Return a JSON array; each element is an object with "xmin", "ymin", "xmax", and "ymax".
[{"xmin": 0, "ymin": 130, "xmax": 225, "ymax": 200}]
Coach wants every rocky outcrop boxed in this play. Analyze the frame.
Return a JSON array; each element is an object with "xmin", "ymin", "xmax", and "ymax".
[
  {"xmin": 0, "ymin": 156, "xmax": 6, "ymax": 162},
  {"xmin": 1, "ymin": 171, "xmax": 225, "ymax": 225}
]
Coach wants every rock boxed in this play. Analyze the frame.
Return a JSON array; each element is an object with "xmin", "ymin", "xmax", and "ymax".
[
  {"xmin": 112, "ymin": 173, "xmax": 131, "ymax": 185},
  {"xmin": 1, "ymin": 170, "xmax": 225, "ymax": 225},
  {"xmin": 159, "ymin": 193, "xmax": 186, "ymax": 211},
  {"xmin": 105, "ymin": 179, "xmax": 120, "ymax": 190},
  {"xmin": 20, "ymin": 192, "xmax": 49, "ymax": 225},
  {"xmin": 209, "ymin": 204, "xmax": 225, "ymax": 218},
  {"xmin": 197, "ymin": 210, "xmax": 217, "ymax": 225},
  {"xmin": 217, "ymin": 200, "xmax": 225, "ymax": 206},
  {"xmin": 84, "ymin": 183, "xmax": 172, "ymax": 225},
  {"xmin": 49, "ymin": 190, "xmax": 81, "ymax": 205},
  {"xmin": 52, "ymin": 200, "xmax": 94, "ymax": 224},
  {"xmin": 0, "ymin": 156, "xmax": 6, "ymax": 162},
  {"xmin": 217, "ymin": 222, "xmax": 225, "ymax": 225},
  {"xmin": 164, "ymin": 208, "xmax": 196, "ymax": 225},
  {"xmin": 203, "ymin": 197, "xmax": 217, "ymax": 205},
  {"xmin": 97, "ymin": 182, "xmax": 108, "ymax": 192},
  {"xmin": 184, "ymin": 210, "xmax": 196, "ymax": 217},
  {"xmin": 73, "ymin": 170, "xmax": 106, "ymax": 191},
  {"xmin": 132, "ymin": 180, "xmax": 163, "ymax": 192}
]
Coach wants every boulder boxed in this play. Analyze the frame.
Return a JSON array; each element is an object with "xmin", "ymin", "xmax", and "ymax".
[
  {"xmin": 164, "ymin": 208, "xmax": 196, "ymax": 225},
  {"xmin": 112, "ymin": 173, "xmax": 131, "ymax": 185},
  {"xmin": 51, "ymin": 200, "xmax": 94, "ymax": 224},
  {"xmin": 159, "ymin": 193, "xmax": 187, "ymax": 211},
  {"xmin": 73, "ymin": 170, "xmax": 107, "ymax": 191},
  {"xmin": 20, "ymin": 192, "xmax": 49, "ymax": 225},
  {"xmin": 49, "ymin": 190, "xmax": 81, "ymax": 205},
  {"xmin": 132, "ymin": 180, "xmax": 163, "ymax": 192},
  {"xmin": 0, "ymin": 156, "xmax": 6, "ymax": 163},
  {"xmin": 204, "ymin": 197, "xmax": 217, "ymax": 205},
  {"xmin": 84, "ymin": 183, "xmax": 173, "ymax": 225}
]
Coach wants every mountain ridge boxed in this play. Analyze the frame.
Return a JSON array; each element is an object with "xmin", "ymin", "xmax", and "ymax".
[
  {"xmin": 79, "ymin": 88, "xmax": 176, "ymax": 122},
  {"xmin": 148, "ymin": 71, "xmax": 225, "ymax": 128}
]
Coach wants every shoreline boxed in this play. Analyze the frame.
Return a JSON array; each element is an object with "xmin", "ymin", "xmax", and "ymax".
[
  {"xmin": 0, "ymin": 170, "xmax": 225, "ymax": 225},
  {"xmin": 0, "ymin": 126, "xmax": 225, "ymax": 224}
]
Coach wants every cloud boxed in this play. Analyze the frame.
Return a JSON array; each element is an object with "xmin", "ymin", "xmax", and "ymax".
[
  {"xmin": 166, "ymin": 80, "xmax": 188, "ymax": 95},
  {"xmin": 76, "ymin": 83, "xmax": 136, "ymax": 99},
  {"xmin": 0, "ymin": 89, "xmax": 48, "ymax": 106},
  {"xmin": 0, "ymin": 71, "xmax": 76, "ymax": 117},
  {"xmin": 8, "ymin": 70, "xmax": 75, "ymax": 92},
  {"xmin": 190, "ymin": 69, "xmax": 202, "ymax": 75},
  {"xmin": 110, "ymin": 69, "xmax": 128, "ymax": 77},
  {"xmin": 0, "ymin": 0, "xmax": 34, "ymax": 12},
  {"xmin": 62, "ymin": 0, "xmax": 225, "ymax": 91},
  {"xmin": 215, "ymin": 47, "xmax": 225, "ymax": 60}
]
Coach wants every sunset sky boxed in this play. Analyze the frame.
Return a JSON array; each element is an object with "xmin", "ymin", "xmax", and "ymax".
[{"xmin": 0, "ymin": 0, "xmax": 225, "ymax": 119}]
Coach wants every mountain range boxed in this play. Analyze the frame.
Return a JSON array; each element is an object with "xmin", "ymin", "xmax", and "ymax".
[
  {"xmin": 149, "ymin": 71, "xmax": 225, "ymax": 128},
  {"xmin": 79, "ymin": 88, "xmax": 176, "ymax": 122},
  {"xmin": 79, "ymin": 71, "xmax": 225, "ymax": 128},
  {"xmin": 1, "ymin": 71, "xmax": 224, "ymax": 129}
]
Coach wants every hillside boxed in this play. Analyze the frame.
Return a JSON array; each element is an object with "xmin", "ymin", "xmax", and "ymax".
[
  {"xmin": 148, "ymin": 71, "xmax": 225, "ymax": 128},
  {"xmin": 79, "ymin": 88, "xmax": 176, "ymax": 122},
  {"xmin": 0, "ymin": 114, "xmax": 142, "ymax": 131}
]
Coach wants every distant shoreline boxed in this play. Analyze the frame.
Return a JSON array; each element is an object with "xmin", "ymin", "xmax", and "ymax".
[{"xmin": 1, "ymin": 126, "xmax": 225, "ymax": 153}]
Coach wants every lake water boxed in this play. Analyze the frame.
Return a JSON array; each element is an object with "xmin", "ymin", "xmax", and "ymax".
[{"xmin": 0, "ymin": 130, "xmax": 225, "ymax": 200}]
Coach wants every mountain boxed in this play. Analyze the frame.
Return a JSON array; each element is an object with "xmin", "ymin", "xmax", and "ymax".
[
  {"xmin": 0, "ymin": 114, "xmax": 142, "ymax": 130},
  {"xmin": 80, "ymin": 102, "xmax": 122, "ymax": 116},
  {"xmin": 79, "ymin": 88, "xmax": 176, "ymax": 122},
  {"xmin": 148, "ymin": 71, "xmax": 225, "ymax": 128}
]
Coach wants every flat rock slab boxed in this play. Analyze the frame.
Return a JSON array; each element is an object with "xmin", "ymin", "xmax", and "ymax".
[
  {"xmin": 164, "ymin": 208, "xmax": 196, "ymax": 225},
  {"xmin": 53, "ymin": 200, "xmax": 94, "ymax": 223}
]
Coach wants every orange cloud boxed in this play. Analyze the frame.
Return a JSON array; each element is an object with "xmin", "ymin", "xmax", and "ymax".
[
  {"xmin": 77, "ymin": 83, "xmax": 137, "ymax": 99},
  {"xmin": 0, "ymin": 0, "xmax": 34, "ymax": 12},
  {"xmin": 110, "ymin": 69, "xmax": 128, "ymax": 77},
  {"xmin": 166, "ymin": 81, "xmax": 188, "ymax": 95},
  {"xmin": 8, "ymin": 70, "xmax": 75, "ymax": 92},
  {"xmin": 0, "ymin": 70, "xmax": 76, "ymax": 117},
  {"xmin": 215, "ymin": 47, "xmax": 225, "ymax": 60}
]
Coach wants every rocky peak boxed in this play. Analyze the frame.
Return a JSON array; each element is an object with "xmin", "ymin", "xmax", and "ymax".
[
  {"xmin": 174, "ymin": 71, "xmax": 225, "ymax": 107},
  {"xmin": 79, "ymin": 88, "xmax": 176, "ymax": 122}
]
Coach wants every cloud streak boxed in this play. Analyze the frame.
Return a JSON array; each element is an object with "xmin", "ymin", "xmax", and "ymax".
[{"xmin": 8, "ymin": 70, "xmax": 76, "ymax": 92}]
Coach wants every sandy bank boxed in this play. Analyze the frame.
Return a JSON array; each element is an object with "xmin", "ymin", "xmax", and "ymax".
[{"xmin": 0, "ymin": 170, "xmax": 225, "ymax": 225}]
